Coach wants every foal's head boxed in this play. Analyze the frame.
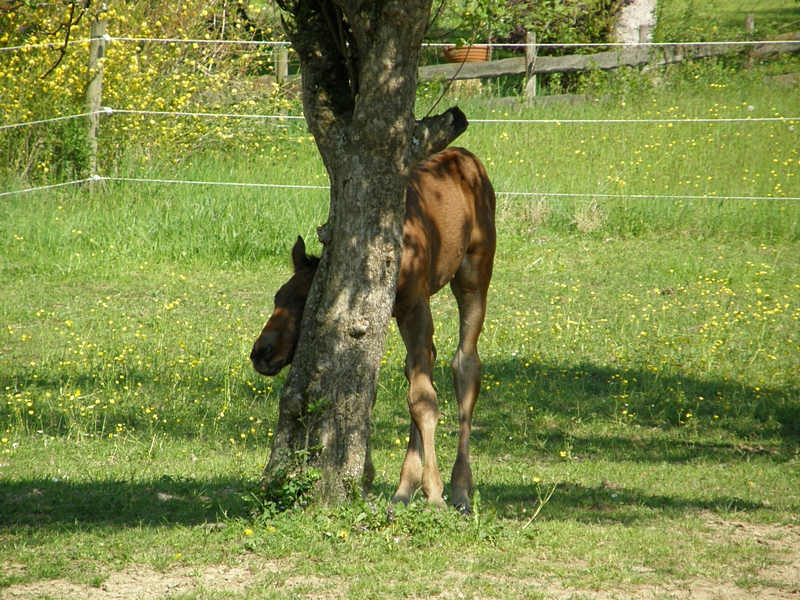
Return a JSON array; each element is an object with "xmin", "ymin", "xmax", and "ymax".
[{"xmin": 250, "ymin": 236, "xmax": 319, "ymax": 376}]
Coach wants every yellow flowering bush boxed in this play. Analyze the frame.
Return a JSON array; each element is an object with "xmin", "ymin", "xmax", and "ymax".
[{"xmin": 0, "ymin": 0, "xmax": 297, "ymax": 184}]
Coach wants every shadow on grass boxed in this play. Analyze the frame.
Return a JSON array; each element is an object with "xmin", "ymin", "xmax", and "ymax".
[
  {"xmin": 0, "ymin": 471, "xmax": 782, "ymax": 533},
  {"xmin": 363, "ymin": 477, "xmax": 772, "ymax": 526},
  {"xmin": 0, "ymin": 474, "xmax": 254, "ymax": 531},
  {"xmin": 2, "ymin": 356, "xmax": 797, "ymax": 532},
  {"xmin": 425, "ymin": 358, "xmax": 800, "ymax": 447},
  {"xmin": 478, "ymin": 480, "xmax": 770, "ymax": 525},
  {"xmin": 5, "ymin": 354, "xmax": 798, "ymax": 448},
  {"xmin": 369, "ymin": 357, "xmax": 799, "ymax": 522}
]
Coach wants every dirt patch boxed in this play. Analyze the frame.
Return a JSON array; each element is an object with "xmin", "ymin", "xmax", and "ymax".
[
  {"xmin": 3, "ymin": 518, "xmax": 798, "ymax": 599},
  {"xmin": 696, "ymin": 516, "xmax": 800, "ymax": 597},
  {"xmin": 1, "ymin": 560, "xmax": 348, "ymax": 600},
  {"xmin": 2, "ymin": 563, "xmax": 264, "ymax": 600},
  {"xmin": 533, "ymin": 518, "xmax": 800, "ymax": 600},
  {"xmin": 450, "ymin": 517, "xmax": 800, "ymax": 600},
  {"xmin": 283, "ymin": 575, "xmax": 343, "ymax": 600}
]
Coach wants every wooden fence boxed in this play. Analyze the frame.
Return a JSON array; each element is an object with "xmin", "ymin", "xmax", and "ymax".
[{"xmin": 419, "ymin": 32, "xmax": 800, "ymax": 98}]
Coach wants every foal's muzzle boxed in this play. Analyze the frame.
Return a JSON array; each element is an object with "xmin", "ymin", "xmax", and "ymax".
[{"xmin": 250, "ymin": 338, "xmax": 285, "ymax": 376}]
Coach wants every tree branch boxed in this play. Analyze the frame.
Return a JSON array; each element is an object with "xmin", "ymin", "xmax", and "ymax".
[
  {"xmin": 410, "ymin": 106, "xmax": 469, "ymax": 166},
  {"xmin": 322, "ymin": 2, "xmax": 358, "ymax": 100},
  {"xmin": 280, "ymin": 0, "xmax": 356, "ymax": 148},
  {"xmin": 40, "ymin": 1, "xmax": 91, "ymax": 80}
]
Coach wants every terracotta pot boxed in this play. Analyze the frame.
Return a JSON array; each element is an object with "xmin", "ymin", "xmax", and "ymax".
[{"xmin": 442, "ymin": 45, "xmax": 491, "ymax": 63}]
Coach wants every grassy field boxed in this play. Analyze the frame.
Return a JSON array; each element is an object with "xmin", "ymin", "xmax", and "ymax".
[
  {"xmin": 655, "ymin": 0, "xmax": 800, "ymax": 41},
  {"xmin": 2, "ymin": 13, "xmax": 800, "ymax": 600}
]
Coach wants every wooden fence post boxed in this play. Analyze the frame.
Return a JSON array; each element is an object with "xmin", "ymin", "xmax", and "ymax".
[
  {"xmin": 525, "ymin": 31, "xmax": 537, "ymax": 100},
  {"xmin": 86, "ymin": 17, "xmax": 107, "ymax": 189},
  {"xmin": 276, "ymin": 46, "xmax": 288, "ymax": 83},
  {"xmin": 745, "ymin": 14, "xmax": 755, "ymax": 68},
  {"xmin": 639, "ymin": 24, "xmax": 651, "ymax": 44}
]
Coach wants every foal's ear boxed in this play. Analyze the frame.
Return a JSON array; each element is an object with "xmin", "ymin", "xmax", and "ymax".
[{"xmin": 291, "ymin": 236, "xmax": 308, "ymax": 272}]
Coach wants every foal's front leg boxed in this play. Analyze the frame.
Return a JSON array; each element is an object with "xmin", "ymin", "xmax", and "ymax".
[
  {"xmin": 392, "ymin": 419, "xmax": 423, "ymax": 505},
  {"xmin": 392, "ymin": 300, "xmax": 444, "ymax": 508}
]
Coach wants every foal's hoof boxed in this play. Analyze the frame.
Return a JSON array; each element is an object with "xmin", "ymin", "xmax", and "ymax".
[
  {"xmin": 427, "ymin": 496, "xmax": 446, "ymax": 510},
  {"xmin": 390, "ymin": 492, "xmax": 412, "ymax": 508},
  {"xmin": 452, "ymin": 502, "xmax": 471, "ymax": 516}
]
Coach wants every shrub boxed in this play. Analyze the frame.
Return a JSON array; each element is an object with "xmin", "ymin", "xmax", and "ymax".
[{"xmin": 0, "ymin": 1, "xmax": 297, "ymax": 184}]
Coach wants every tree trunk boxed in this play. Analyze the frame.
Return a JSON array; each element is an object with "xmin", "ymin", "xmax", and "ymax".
[{"xmin": 262, "ymin": 0, "xmax": 467, "ymax": 503}]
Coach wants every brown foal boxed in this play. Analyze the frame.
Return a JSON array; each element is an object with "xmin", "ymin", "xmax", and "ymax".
[{"xmin": 251, "ymin": 147, "xmax": 496, "ymax": 512}]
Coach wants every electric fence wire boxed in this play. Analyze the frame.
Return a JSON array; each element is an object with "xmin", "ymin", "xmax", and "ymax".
[
  {"xmin": 3, "ymin": 37, "xmax": 798, "ymax": 53},
  {"xmin": 2, "ymin": 36, "xmax": 797, "ymax": 200},
  {"xmin": 3, "ymin": 176, "xmax": 797, "ymax": 202},
  {"xmin": 1, "ymin": 108, "xmax": 796, "ymax": 132},
  {"xmin": 0, "ymin": 178, "xmax": 94, "ymax": 198}
]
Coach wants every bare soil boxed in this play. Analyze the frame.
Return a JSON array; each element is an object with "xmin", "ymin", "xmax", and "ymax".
[
  {"xmin": 2, "ymin": 518, "xmax": 798, "ymax": 599},
  {"xmin": 2, "ymin": 564, "xmax": 256, "ymax": 599}
]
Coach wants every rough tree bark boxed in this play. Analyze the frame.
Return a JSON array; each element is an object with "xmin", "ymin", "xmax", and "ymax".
[{"xmin": 261, "ymin": 0, "xmax": 468, "ymax": 503}]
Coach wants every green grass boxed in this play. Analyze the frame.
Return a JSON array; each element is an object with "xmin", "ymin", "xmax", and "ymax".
[
  {"xmin": 2, "ymin": 9, "xmax": 800, "ymax": 598},
  {"xmin": 656, "ymin": 0, "xmax": 800, "ymax": 41}
]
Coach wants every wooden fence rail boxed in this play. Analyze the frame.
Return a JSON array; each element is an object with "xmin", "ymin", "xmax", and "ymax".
[{"xmin": 418, "ymin": 33, "xmax": 800, "ymax": 86}]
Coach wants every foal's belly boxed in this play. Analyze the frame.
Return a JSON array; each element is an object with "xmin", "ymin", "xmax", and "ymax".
[{"xmin": 393, "ymin": 217, "xmax": 469, "ymax": 314}]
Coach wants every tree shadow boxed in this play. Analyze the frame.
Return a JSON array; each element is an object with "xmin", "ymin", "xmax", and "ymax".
[
  {"xmin": 436, "ymin": 357, "xmax": 800, "ymax": 447},
  {"xmin": 0, "ymin": 474, "xmax": 254, "ymax": 531},
  {"xmin": 478, "ymin": 480, "xmax": 770, "ymax": 525},
  {"xmin": 371, "ymin": 354, "xmax": 798, "ymax": 467},
  {"xmin": 369, "ymin": 354, "xmax": 799, "ymax": 524},
  {"xmin": 3, "ymin": 350, "xmax": 797, "ymax": 532},
  {"xmin": 364, "ymin": 476, "xmax": 773, "ymax": 526}
]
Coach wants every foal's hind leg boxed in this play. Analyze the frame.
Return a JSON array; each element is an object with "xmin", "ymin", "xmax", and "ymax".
[
  {"xmin": 392, "ymin": 299, "xmax": 445, "ymax": 508},
  {"xmin": 449, "ymin": 259, "xmax": 491, "ymax": 514}
]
